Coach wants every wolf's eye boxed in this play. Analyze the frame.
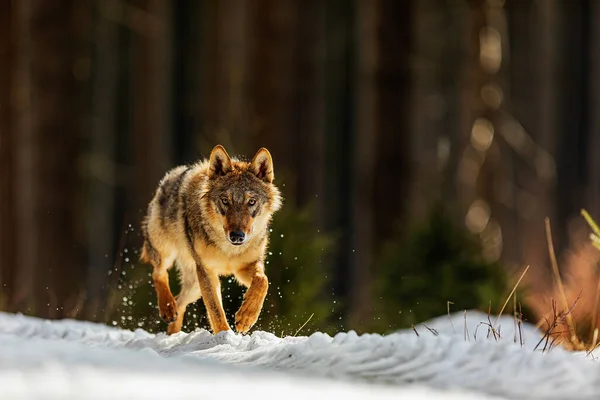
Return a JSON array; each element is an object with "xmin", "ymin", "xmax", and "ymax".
[
  {"xmin": 221, "ymin": 197, "xmax": 229, "ymax": 206},
  {"xmin": 248, "ymin": 199, "xmax": 256, "ymax": 206}
]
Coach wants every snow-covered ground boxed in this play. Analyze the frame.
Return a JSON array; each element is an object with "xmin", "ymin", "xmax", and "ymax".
[{"xmin": 1, "ymin": 311, "xmax": 598, "ymax": 400}]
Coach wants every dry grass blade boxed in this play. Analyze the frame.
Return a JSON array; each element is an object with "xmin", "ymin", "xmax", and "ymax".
[
  {"xmin": 591, "ymin": 235, "xmax": 600, "ymax": 252},
  {"xmin": 494, "ymin": 265, "xmax": 530, "ymax": 328},
  {"xmin": 581, "ymin": 209, "xmax": 600, "ymax": 237},
  {"xmin": 293, "ymin": 313, "xmax": 314, "ymax": 337},
  {"xmin": 581, "ymin": 209, "xmax": 600, "ymax": 251},
  {"xmin": 586, "ymin": 330, "xmax": 600, "ymax": 359},
  {"xmin": 545, "ymin": 217, "xmax": 579, "ymax": 346}
]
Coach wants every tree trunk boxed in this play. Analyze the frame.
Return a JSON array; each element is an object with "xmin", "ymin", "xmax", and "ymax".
[
  {"xmin": 248, "ymin": 0, "xmax": 299, "ymax": 177},
  {"xmin": 586, "ymin": 1, "xmax": 600, "ymax": 214},
  {"xmin": 85, "ymin": 0, "xmax": 120, "ymax": 320},
  {"xmin": 349, "ymin": 0, "xmax": 378, "ymax": 329},
  {"xmin": 0, "ymin": 0, "xmax": 16, "ymax": 310},
  {"xmin": 7, "ymin": 0, "xmax": 89, "ymax": 318},
  {"xmin": 12, "ymin": 0, "xmax": 36, "ymax": 314},
  {"xmin": 131, "ymin": 0, "xmax": 173, "ymax": 216}
]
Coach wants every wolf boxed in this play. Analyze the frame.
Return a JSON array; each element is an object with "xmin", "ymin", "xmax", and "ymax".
[{"xmin": 140, "ymin": 145, "xmax": 282, "ymax": 335}]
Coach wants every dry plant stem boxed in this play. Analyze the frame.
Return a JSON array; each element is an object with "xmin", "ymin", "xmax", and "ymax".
[
  {"xmin": 494, "ymin": 265, "xmax": 530, "ymax": 328},
  {"xmin": 591, "ymin": 277, "xmax": 600, "ymax": 339},
  {"xmin": 447, "ymin": 301, "xmax": 456, "ymax": 334},
  {"xmin": 545, "ymin": 217, "xmax": 579, "ymax": 345},
  {"xmin": 412, "ymin": 324, "xmax": 420, "ymax": 337},
  {"xmin": 586, "ymin": 332, "xmax": 600, "ymax": 358},
  {"xmin": 487, "ymin": 303, "xmax": 499, "ymax": 340},
  {"xmin": 293, "ymin": 313, "xmax": 314, "ymax": 337},
  {"xmin": 534, "ymin": 294, "xmax": 582, "ymax": 352},
  {"xmin": 535, "ymin": 300, "xmax": 558, "ymax": 352},
  {"xmin": 581, "ymin": 209, "xmax": 600, "ymax": 342},
  {"xmin": 463, "ymin": 310, "xmax": 468, "ymax": 342},
  {"xmin": 513, "ymin": 294, "xmax": 517, "ymax": 344},
  {"xmin": 422, "ymin": 324, "xmax": 439, "ymax": 336},
  {"xmin": 518, "ymin": 302, "xmax": 524, "ymax": 347}
]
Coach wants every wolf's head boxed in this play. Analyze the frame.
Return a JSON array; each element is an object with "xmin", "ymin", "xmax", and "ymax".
[{"xmin": 205, "ymin": 145, "xmax": 282, "ymax": 246}]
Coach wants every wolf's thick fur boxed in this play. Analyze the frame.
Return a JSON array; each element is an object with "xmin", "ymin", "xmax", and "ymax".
[{"xmin": 140, "ymin": 145, "xmax": 282, "ymax": 335}]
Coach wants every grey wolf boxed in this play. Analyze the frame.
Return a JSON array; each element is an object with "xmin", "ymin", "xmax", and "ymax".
[{"xmin": 140, "ymin": 145, "xmax": 282, "ymax": 335}]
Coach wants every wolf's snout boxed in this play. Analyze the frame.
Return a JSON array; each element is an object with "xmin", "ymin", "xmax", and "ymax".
[{"xmin": 229, "ymin": 231, "xmax": 245, "ymax": 245}]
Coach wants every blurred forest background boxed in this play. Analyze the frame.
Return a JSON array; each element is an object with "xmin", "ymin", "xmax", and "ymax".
[{"xmin": 1, "ymin": 0, "xmax": 600, "ymax": 336}]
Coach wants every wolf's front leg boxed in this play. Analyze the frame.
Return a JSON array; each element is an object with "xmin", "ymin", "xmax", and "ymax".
[
  {"xmin": 234, "ymin": 262, "xmax": 269, "ymax": 334},
  {"xmin": 196, "ymin": 264, "xmax": 231, "ymax": 333}
]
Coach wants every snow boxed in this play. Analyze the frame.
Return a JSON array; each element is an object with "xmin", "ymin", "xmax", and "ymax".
[{"xmin": 1, "ymin": 310, "xmax": 599, "ymax": 400}]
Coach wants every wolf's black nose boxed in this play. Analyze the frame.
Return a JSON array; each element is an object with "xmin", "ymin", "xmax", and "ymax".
[{"xmin": 229, "ymin": 231, "xmax": 245, "ymax": 244}]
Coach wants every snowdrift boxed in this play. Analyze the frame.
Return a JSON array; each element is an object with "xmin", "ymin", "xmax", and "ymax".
[{"xmin": 0, "ymin": 310, "xmax": 598, "ymax": 400}]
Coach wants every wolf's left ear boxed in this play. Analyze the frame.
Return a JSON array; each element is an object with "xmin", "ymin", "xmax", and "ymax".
[
  {"xmin": 208, "ymin": 145, "xmax": 233, "ymax": 179},
  {"xmin": 249, "ymin": 148, "xmax": 274, "ymax": 183}
]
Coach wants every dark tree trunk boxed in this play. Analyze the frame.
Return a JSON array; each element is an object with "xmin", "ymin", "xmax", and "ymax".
[
  {"xmin": 85, "ymin": 0, "xmax": 120, "ymax": 320},
  {"xmin": 19, "ymin": 0, "xmax": 88, "ymax": 318},
  {"xmin": 588, "ymin": 1, "xmax": 600, "ymax": 214},
  {"xmin": 555, "ymin": 1, "xmax": 589, "ymax": 252},
  {"xmin": 374, "ymin": 0, "xmax": 413, "ymax": 240},
  {"xmin": 12, "ymin": 0, "xmax": 37, "ymax": 314},
  {"xmin": 293, "ymin": 1, "xmax": 327, "ymax": 213},
  {"xmin": 349, "ymin": 0, "xmax": 378, "ymax": 329},
  {"xmin": 248, "ymin": 0, "xmax": 300, "ymax": 179},
  {"xmin": 130, "ymin": 0, "xmax": 173, "ymax": 216},
  {"xmin": 0, "ymin": 0, "xmax": 16, "ymax": 310}
]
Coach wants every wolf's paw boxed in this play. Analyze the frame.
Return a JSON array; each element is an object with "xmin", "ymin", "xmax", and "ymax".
[
  {"xmin": 235, "ymin": 302, "xmax": 260, "ymax": 334},
  {"xmin": 167, "ymin": 319, "xmax": 183, "ymax": 335},
  {"xmin": 158, "ymin": 297, "xmax": 178, "ymax": 323}
]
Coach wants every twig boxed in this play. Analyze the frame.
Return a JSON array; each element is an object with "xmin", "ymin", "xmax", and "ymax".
[{"xmin": 293, "ymin": 313, "xmax": 314, "ymax": 337}]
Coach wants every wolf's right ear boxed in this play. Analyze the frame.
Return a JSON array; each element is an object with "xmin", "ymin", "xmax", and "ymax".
[
  {"xmin": 208, "ymin": 145, "xmax": 233, "ymax": 179},
  {"xmin": 249, "ymin": 148, "xmax": 274, "ymax": 183}
]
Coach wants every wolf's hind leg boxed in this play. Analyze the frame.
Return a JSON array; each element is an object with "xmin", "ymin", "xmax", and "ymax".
[
  {"xmin": 167, "ymin": 279, "xmax": 201, "ymax": 335},
  {"xmin": 151, "ymin": 254, "xmax": 178, "ymax": 324}
]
